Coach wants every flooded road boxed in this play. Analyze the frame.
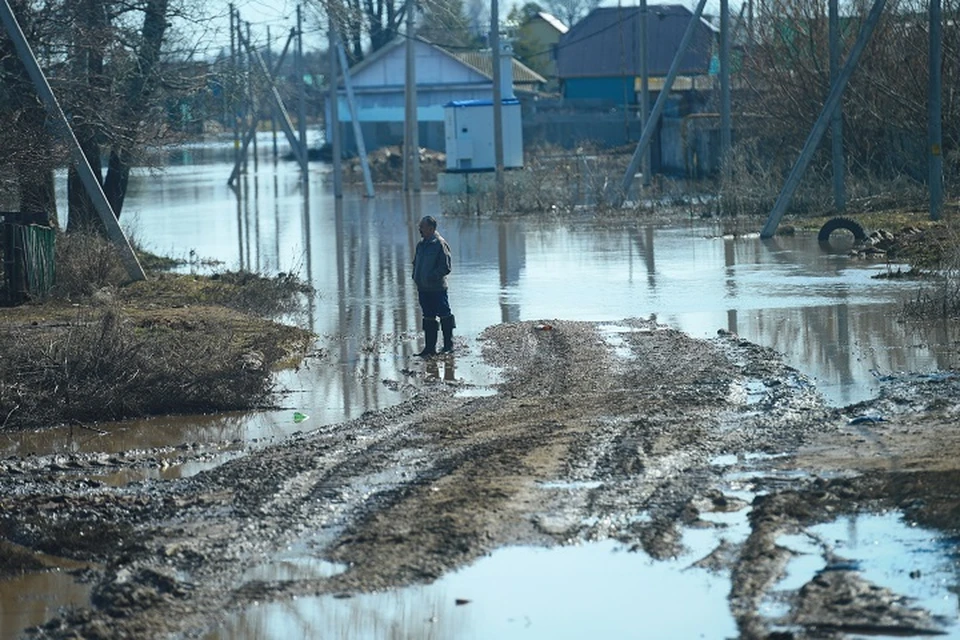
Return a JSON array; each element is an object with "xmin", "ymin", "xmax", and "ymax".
[
  {"xmin": 3, "ymin": 143, "xmax": 959, "ymax": 640},
  {"xmin": 6, "ymin": 148, "xmax": 951, "ymax": 466}
]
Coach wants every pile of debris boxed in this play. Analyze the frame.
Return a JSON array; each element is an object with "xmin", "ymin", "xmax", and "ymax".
[
  {"xmin": 849, "ymin": 226, "xmax": 925, "ymax": 260},
  {"xmin": 344, "ymin": 146, "xmax": 446, "ymax": 185}
]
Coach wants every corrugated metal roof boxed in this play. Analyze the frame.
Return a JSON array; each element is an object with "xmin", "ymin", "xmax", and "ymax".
[
  {"xmin": 448, "ymin": 50, "xmax": 548, "ymax": 86},
  {"xmin": 556, "ymin": 4, "xmax": 716, "ymax": 79}
]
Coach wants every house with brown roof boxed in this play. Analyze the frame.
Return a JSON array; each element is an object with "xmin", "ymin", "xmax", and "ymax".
[{"xmin": 332, "ymin": 38, "xmax": 545, "ymax": 153}]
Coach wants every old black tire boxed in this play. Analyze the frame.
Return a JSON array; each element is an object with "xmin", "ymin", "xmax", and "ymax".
[{"xmin": 818, "ymin": 217, "xmax": 867, "ymax": 244}]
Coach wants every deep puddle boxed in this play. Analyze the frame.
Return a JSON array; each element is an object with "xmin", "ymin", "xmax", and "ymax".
[
  {"xmin": 208, "ymin": 537, "xmax": 738, "ymax": 640},
  {"xmin": 0, "ymin": 570, "xmax": 91, "ymax": 640},
  {"xmin": 767, "ymin": 513, "xmax": 960, "ymax": 636}
]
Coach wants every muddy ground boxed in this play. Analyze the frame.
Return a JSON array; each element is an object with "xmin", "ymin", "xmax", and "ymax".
[{"xmin": 2, "ymin": 318, "xmax": 959, "ymax": 639}]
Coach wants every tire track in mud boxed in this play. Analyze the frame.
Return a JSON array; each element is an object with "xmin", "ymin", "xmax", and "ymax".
[{"xmin": 10, "ymin": 319, "xmax": 837, "ymax": 639}]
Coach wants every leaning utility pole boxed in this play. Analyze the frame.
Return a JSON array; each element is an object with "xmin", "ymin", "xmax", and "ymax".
[
  {"xmin": 614, "ymin": 0, "xmax": 709, "ymax": 206},
  {"xmin": 334, "ymin": 30, "xmax": 375, "ymax": 197},
  {"xmin": 760, "ymin": 0, "xmax": 888, "ymax": 238},
  {"xmin": 929, "ymin": 0, "xmax": 943, "ymax": 221},
  {"xmin": 0, "ymin": 0, "xmax": 145, "ymax": 281}
]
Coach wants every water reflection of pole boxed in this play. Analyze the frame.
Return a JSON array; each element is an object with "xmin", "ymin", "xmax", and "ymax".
[
  {"xmin": 302, "ymin": 179, "xmax": 314, "ymax": 330},
  {"xmin": 727, "ymin": 308, "xmax": 738, "ymax": 334},
  {"xmin": 498, "ymin": 221, "xmax": 511, "ymax": 323},
  {"xmin": 724, "ymin": 236, "xmax": 737, "ymax": 300},
  {"xmin": 242, "ymin": 176, "xmax": 252, "ymax": 269},
  {"xmin": 253, "ymin": 175, "xmax": 261, "ymax": 271},
  {"xmin": 234, "ymin": 180, "xmax": 244, "ymax": 270},
  {"xmin": 334, "ymin": 197, "xmax": 349, "ymax": 415},
  {"xmin": 273, "ymin": 174, "xmax": 281, "ymax": 272}
]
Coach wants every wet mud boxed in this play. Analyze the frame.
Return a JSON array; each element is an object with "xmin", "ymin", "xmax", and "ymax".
[{"xmin": 2, "ymin": 320, "xmax": 960, "ymax": 639}]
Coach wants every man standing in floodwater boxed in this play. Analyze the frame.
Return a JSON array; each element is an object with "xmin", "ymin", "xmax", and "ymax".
[{"xmin": 412, "ymin": 215, "xmax": 456, "ymax": 357}]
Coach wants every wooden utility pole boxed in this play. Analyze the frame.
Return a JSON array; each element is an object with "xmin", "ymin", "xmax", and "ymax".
[
  {"xmin": 230, "ymin": 4, "xmax": 239, "ymax": 172},
  {"xmin": 297, "ymin": 5, "xmax": 308, "ymax": 176},
  {"xmin": 719, "ymin": 0, "xmax": 731, "ymax": 166},
  {"xmin": 639, "ymin": 0, "xmax": 650, "ymax": 186},
  {"xmin": 929, "ymin": 0, "xmax": 943, "ymax": 221},
  {"xmin": 266, "ymin": 26, "xmax": 279, "ymax": 162},
  {"xmin": 328, "ymin": 19, "xmax": 343, "ymax": 197},
  {"xmin": 614, "ymin": 0, "xmax": 709, "ymax": 206},
  {"xmin": 247, "ymin": 21, "xmax": 258, "ymax": 172},
  {"xmin": 491, "ymin": 0, "xmax": 504, "ymax": 209},
  {"xmin": 0, "ymin": 0, "xmax": 144, "ymax": 281},
  {"xmin": 829, "ymin": 0, "xmax": 845, "ymax": 211},
  {"xmin": 761, "ymin": 0, "xmax": 888, "ymax": 238}
]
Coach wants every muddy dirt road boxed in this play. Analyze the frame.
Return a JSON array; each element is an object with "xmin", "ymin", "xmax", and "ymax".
[{"xmin": 3, "ymin": 319, "xmax": 959, "ymax": 638}]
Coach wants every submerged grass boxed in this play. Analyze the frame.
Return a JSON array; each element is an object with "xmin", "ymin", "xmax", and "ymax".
[{"xmin": 0, "ymin": 231, "xmax": 314, "ymax": 431}]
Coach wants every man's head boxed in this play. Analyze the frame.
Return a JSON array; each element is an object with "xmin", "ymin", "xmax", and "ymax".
[{"xmin": 419, "ymin": 215, "xmax": 437, "ymax": 239}]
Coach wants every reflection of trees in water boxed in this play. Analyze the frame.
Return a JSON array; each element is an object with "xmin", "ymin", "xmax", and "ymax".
[
  {"xmin": 734, "ymin": 304, "xmax": 960, "ymax": 405},
  {"xmin": 219, "ymin": 588, "xmax": 467, "ymax": 639},
  {"xmin": 0, "ymin": 412, "xmax": 253, "ymax": 458}
]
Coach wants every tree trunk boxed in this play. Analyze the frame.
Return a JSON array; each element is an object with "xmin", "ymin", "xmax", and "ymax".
[
  {"xmin": 67, "ymin": 0, "xmax": 107, "ymax": 233},
  {"xmin": 101, "ymin": 0, "xmax": 169, "ymax": 218},
  {"xmin": 1, "ymin": 1, "xmax": 58, "ymax": 226}
]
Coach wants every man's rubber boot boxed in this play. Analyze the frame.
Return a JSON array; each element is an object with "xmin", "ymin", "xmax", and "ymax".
[
  {"xmin": 440, "ymin": 314, "xmax": 456, "ymax": 353},
  {"xmin": 417, "ymin": 317, "xmax": 439, "ymax": 358}
]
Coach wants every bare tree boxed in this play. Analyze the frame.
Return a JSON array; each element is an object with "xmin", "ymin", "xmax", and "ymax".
[
  {"xmin": 541, "ymin": 0, "xmax": 600, "ymax": 26},
  {"xmin": 737, "ymin": 0, "xmax": 960, "ymax": 190}
]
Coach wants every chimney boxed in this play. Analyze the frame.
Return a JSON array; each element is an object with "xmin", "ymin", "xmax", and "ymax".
[{"xmin": 499, "ymin": 41, "xmax": 515, "ymax": 100}]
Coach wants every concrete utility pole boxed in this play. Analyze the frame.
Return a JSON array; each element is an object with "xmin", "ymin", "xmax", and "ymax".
[
  {"xmin": 231, "ymin": 28, "xmax": 306, "ymax": 184},
  {"xmin": 639, "ymin": 0, "xmax": 650, "ymax": 186},
  {"xmin": 719, "ymin": 0, "xmax": 731, "ymax": 166},
  {"xmin": 0, "ymin": 0, "xmax": 145, "ymax": 281},
  {"xmin": 266, "ymin": 26, "xmax": 279, "ymax": 162},
  {"xmin": 491, "ymin": 0, "xmax": 505, "ymax": 209},
  {"xmin": 614, "ymin": 0, "xmax": 709, "ymax": 206},
  {"xmin": 929, "ymin": 0, "xmax": 943, "ymax": 221},
  {"xmin": 829, "ymin": 0, "xmax": 845, "ymax": 211},
  {"xmin": 760, "ymin": 0, "xmax": 888, "ymax": 239},
  {"xmin": 230, "ymin": 4, "xmax": 239, "ymax": 172},
  {"xmin": 247, "ymin": 21, "xmax": 258, "ymax": 172},
  {"xmin": 403, "ymin": 0, "xmax": 421, "ymax": 192},
  {"xmin": 297, "ymin": 5, "xmax": 308, "ymax": 176},
  {"xmin": 328, "ymin": 21, "xmax": 343, "ymax": 197},
  {"xmin": 228, "ymin": 29, "xmax": 295, "ymax": 185}
]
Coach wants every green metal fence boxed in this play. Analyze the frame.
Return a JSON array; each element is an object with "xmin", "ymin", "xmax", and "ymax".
[{"xmin": 2, "ymin": 215, "xmax": 55, "ymax": 304}]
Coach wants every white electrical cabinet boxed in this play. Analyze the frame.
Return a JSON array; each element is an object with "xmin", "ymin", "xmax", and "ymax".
[{"xmin": 443, "ymin": 99, "xmax": 523, "ymax": 171}]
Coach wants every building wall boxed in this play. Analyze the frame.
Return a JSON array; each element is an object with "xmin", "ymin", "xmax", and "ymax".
[
  {"xmin": 521, "ymin": 19, "xmax": 563, "ymax": 87},
  {"xmin": 562, "ymin": 77, "xmax": 639, "ymax": 104},
  {"xmin": 351, "ymin": 41, "xmax": 487, "ymax": 88}
]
